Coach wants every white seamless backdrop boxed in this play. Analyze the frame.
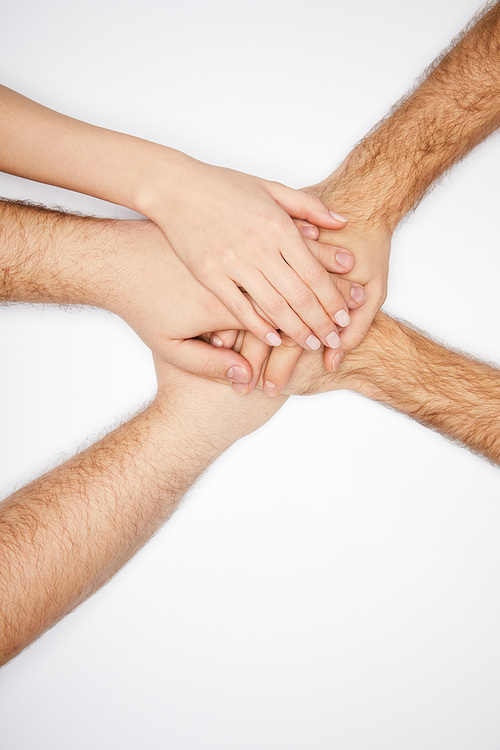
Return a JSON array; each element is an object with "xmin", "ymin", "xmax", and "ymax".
[{"xmin": 0, "ymin": 1, "xmax": 499, "ymax": 748}]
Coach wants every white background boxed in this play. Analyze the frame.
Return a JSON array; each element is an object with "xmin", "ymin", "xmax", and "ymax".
[{"xmin": 0, "ymin": 0, "xmax": 499, "ymax": 747}]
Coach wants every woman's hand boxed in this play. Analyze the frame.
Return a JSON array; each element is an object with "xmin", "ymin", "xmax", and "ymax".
[{"xmin": 145, "ymin": 151, "xmax": 352, "ymax": 352}]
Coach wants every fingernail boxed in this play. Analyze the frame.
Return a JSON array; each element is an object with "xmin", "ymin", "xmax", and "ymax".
[
  {"xmin": 329, "ymin": 210, "xmax": 348, "ymax": 223},
  {"xmin": 333, "ymin": 351, "xmax": 346, "ymax": 371},
  {"xmin": 212, "ymin": 335, "xmax": 224, "ymax": 347},
  {"xmin": 266, "ymin": 332, "xmax": 282, "ymax": 346},
  {"xmin": 306, "ymin": 334, "xmax": 322, "ymax": 350},
  {"xmin": 264, "ymin": 381, "xmax": 278, "ymax": 397},
  {"xmin": 300, "ymin": 224, "xmax": 319, "ymax": 239},
  {"xmin": 227, "ymin": 366, "xmax": 249, "ymax": 383},
  {"xmin": 334, "ymin": 310, "xmax": 351, "ymax": 327},
  {"xmin": 232, "ymin": 382, "xmax": 248, "ymax": 394},
  {"xmin": 350, "ymin": 286, "xmax": 366, "ymax": 304},
  {"xmin": 336, "ymin": 251, "xmax": 352, "ymax": 268},
  {"xmin": 325, "ymin": 331, "xmax": 341, "ymax": 349}
]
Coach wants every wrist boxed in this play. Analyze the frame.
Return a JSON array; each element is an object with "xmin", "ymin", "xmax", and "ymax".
[
  {"xmin": 133, "ymin": 145, "xmax": 198, "ymax": 221},
  {"xmin": 342, "ymin": 313, "xmax": 416, "ymax": 401},
  {"xmin": 314, "ymin": 147, "xmax": 401, "ymax": 235},
  {"xmin": 154, "ymin": 365, "xmax": 285, "ymax": 450}
]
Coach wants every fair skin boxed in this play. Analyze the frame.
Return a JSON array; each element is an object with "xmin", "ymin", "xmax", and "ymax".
[
  {"xmin": 221, "ymin": 0, "xmax": 500, "ymax": 395},
  {"xmin": 0, "ymin": 84, "xmax": 355, "ymax": 353},
  {"xmin": 2, "ymin": 1, "xmax": 499, "ymax": 662},
  {"xmin": 0, "ymin": 201, "xmax": 365, "ymax": 386},
  {"xmin": 1, "ymin": 203, "xmax": 498, "ymax": 666},
  {"xmin": 0, "ymin": 361, "xmax": 286, "ymax": 666},
  {"xmin": 0, "ymin": 202, "xmax": 362, "ymax": 665}
]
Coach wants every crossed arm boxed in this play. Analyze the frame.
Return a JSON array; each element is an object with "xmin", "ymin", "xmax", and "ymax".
[
  {"xmin": 284, "ymin": 314, "xmax": 500, "ymax": 465},
  {"xmin": 1, "ymin": 197, "xmax": 499, "ymax": 666},
  {"xmin": 2, "ymin": 1, "xmax": 499, "ymax": 667},
  {"xmin": 0, "ymin": 358, "xmax": 285, "ymax": 666},
  {"xmin": 227, "ymin": 0, "xmax": 500, "ymax": 395}
]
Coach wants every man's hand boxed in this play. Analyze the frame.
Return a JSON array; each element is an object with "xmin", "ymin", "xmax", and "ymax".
[
  {"xmin": 0, "ymin": 349, "xmax": 286, "ymax": 667},
  {"xmin": 264, "ymin": 312, "xmax": 500, "ymax": 466},
  {"xmin": 309, "ymin": 169, "xmax": 392, "ymax": 356},
  {"xmin": 232, "ymin": 2, "xmax": 500, "ymax": 395},
  {"xmin": 0, "ymin": 201, "xmax": 258, "ymax": 386}
]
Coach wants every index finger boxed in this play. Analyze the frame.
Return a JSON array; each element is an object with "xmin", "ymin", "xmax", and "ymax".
[
  {"xmin": 262, "ymin": 336, "xmax": 304, "ymax": 397},
  {"xmin": 326, "ymin": 281, "xmax": 385, "ymax": 366}
]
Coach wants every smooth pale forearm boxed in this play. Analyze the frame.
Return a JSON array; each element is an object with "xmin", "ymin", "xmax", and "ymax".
[
  {"xmin": 0, "ymin": 369, "xmax": 285, "ymax": 666},
  {"xmin": 0, "ymin": 85, "xmax": 186, "ymax": 217},
  {"xmin": 285, "ymin": 313, "xmax": 500, "ymax": 464}
]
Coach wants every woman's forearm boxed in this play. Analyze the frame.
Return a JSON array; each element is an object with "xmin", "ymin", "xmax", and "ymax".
[{"xmin": 0, "ymin": 84, "xmax": 184, "ymax": 216}]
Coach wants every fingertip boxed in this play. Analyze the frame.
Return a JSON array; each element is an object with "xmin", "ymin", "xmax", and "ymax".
[
  {"xmin": 297, "ymin": 221, "xmax": 319, "ymax": 240},
  {"xmin": 265, "ymin": 331, "xmax": 282, "ymax": 347},
  {"xmin": 350, "ymin": 286, "xmax": 366, "ymax": 305},
  {"xmin": 329, "ymin": 210, "xmax": 348, "ymax": 224},
  {"xmin": 226, "ymin": 363, "xmax": 252, "ymax": 384},
  {"xmin": 232, "ymin": 382, "xmax": 249, "ymax": 395},
  {"xmin": 263, "ymin": 381, "xmax": 279, "ymax": 398},
  {"xmin": 324, "ymin": 348, "xmax": 335, "ymax": 372},
  {"xmin": 335, "ymin": 250, "xmax": 354, "ymax": 271},
  {"xmin": 332, "ymin": 351, "xmax": 346, "ymax": 371}
]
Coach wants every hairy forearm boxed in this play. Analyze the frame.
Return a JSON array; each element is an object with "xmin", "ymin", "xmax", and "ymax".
[
  {"xmin": 287, "ymin": 313, "xmax": 500, "ymax": 464},
  {"xmin": 0, "ymin": 199, "xmax": 141, "ymax": 308},
  {"xmin": 0, "ymin": 372, "xmax": 284, "ymax": 666},
  {"xmin": 318, "ymin": 2, "xmax": 500, "ymax": 230}
]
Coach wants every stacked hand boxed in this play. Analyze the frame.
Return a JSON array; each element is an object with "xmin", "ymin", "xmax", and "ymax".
[
  {"xmin": 104, "ymin": 218, "xmax": 366, "ymax": 388},
  {"xmin": 145, "ymin": 152, "xmax": 360, "ymax": 352},
  {"xmin": 208, "ymin": 164, "xmax": 392, "ymax": 395}
]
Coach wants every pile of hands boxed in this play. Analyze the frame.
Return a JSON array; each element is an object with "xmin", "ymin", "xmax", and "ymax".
[{"xmin": 117, "ymin": 152, "xmax": 392, "ymax": 397}]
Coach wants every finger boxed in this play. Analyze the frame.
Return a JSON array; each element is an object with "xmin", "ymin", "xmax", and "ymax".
[
  {"xmin": 293, "ymin": 219, "xmax": 319, "ymax": 240},
  {"xmin": 333, "ymin": 281, "xmax": 385, "ymax": 357},
  {"xmin": 211, "ymin": 330, "xmax": 239, "ymax": 348},
  {"xmin": 304, "ymin": 238, "xmax": 355, "ymax": 274},
  {"xmin": 266, "ymin": 182, "xmax": 348, "ymax": 229},
  {"xmin": 329, "ymin": 276, "xmax": 366, "ymax": 310},
  {"xmin": 324, "ymin": 347, "xmax": 347, "ymax": 373},
  {"xmin": 262, "ymin": 336, "xmax": 304, "ymax": 397},
  {"xmin": 210, "ymin": 278, "xmax": 283, "ymax": 348},
  {"xmin": 241, "ymin": 269, "xmax": 327, "ymax": 351},
  {"xmin": 167, "ymin": 338, "xmax": 253, "ymax": 385},
  {"xmin": 232, "ymin": 333, "xmax": 271, "ymax": 395},
  {"xmin": 277, "ymin": 234, "xmax": 353, "ymax": 341}
]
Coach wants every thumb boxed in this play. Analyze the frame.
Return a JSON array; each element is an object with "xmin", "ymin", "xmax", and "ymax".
[
  {"xmin": 210, "ymin": 329, "xmax": 240, "ymax": 349},
  {"xmin": 167, "ymin": 338, "xmax": 253, "ymax": 385},
  {"xmin": 266, "ymin": 182, "xmax": 348, "ymax": 229}
]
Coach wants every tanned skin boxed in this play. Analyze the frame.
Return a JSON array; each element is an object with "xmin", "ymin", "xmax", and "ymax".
[
  {"xmin": 226, "ymin": 1, "xmax": 500, "ymax": 394},
  {"xmin": 283, "ymin": 313, "xmax": 500, "ymax": 466},
  {"xmin": 0, "ymin": 200, "xmax": 364, "ymax": 386},
  {"xmin": 0, "ymin": 197, "xmax": 498, "ymax": 666},
  {"xmin": 0, "ymin": 362, "xmax": 285, "ymax": 666}
]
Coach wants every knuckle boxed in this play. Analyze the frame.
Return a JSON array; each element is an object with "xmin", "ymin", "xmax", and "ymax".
[
  {"xmin": 309, "ymin": 193, "xmax": 323, "ymax": 208},
  {"xmin": 265, "ymin": 294, "xmax": 286, "ymax": 317},
  {"xmin": 293, "ymin": 285, "xmax": 315, "ymax": 308},
  {"xmin": 281, "ymin": 334, "xmax": 300, "ymax": 349},
  {"xmin": 200, "ymin": 254, "xmax": 219, "ymax": 277},
  {"xmin": 229, "ymin": 295, "xmax": 248, "ymax": 318},
  {"xmin": 303, "ymin": 261, "xmax": 327, "ymax": 286}
]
